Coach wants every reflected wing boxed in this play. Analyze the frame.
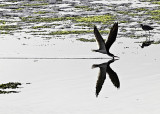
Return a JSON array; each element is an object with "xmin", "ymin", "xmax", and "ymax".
[
  {"xmin": 95, "ymin": 67, "xmax": 107, "ymax": 97},
  {"xmin": 105, "ymin": 22, "xmax": 118, "ymax": 52},
  {"xmin": 93, "ymin": 60, "xmax": 119, "ymax": 97},
  {"xmin": 94, "ymin": 26, "xmax": 106, "ymax": 50},
  {"xmin": 107, "ymin": 64, "xmax": 120, "ymax": 88}
]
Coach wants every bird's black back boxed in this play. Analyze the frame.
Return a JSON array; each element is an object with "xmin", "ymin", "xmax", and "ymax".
[{"xmin": 141, "ymin": 24, "xmax": 154, "ymax": 30}]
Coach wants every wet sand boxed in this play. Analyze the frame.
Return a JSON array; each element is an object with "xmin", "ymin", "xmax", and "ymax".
[{"xmin": 0, "ymin": 36, "xmax": 160, "ymax": 114}]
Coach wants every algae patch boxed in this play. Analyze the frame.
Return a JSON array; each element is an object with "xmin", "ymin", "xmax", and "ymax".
[
  {"xmin": 152, "ymin": 1, "xmax": 160, "ymax": 5},
  {"xmin": 23, "ymin": 3, "xmax": 49, "ymax": 7},
  {"xmin": 34, "ymin": 11, "xmax": 50, "ymax": 14},
  {"xmin": 0, "ymin": 25, "xmax": 20, "ymax": 31},
  {"xmin": 0, "ymin": 20, "xmax": 6, "ymax": 24},
  {"xmin": 48, "ymin": 30, "xmax": 109, "ymax": 35},
  {"xmin": 75, "ymin": 23, "xmax": 94, "ymax": 27},
  {"xmin": 75, "ymin": 5, "xmax": 94, "ymax": 11},
  {"xmin": 147, "ymin": 10, "xmax": 160, "ymax": 20},
  {"xmin": 0, "ymin": 82, "xmax": 21, "ymax": 89},
  {"xmin": 0, "ymin": 82, "xmax": 22, "ymax": 94},
  {"xmin": 49, "ymin": 30, "xmax": 93, "ymax": 35},
  {"xmin": 20, "ymin": 16, "xmax": 75, "ymax": 22},
  {"xmin": 76, "ymin": 38, "xmax": 96, "ymax": 42},
  {"xmin": 75, "ymin": 15, "xmax": 114, "ymax": 24},
  {"xmin": 20, "ymin": 14, "xmax": 114, "ymax": 24},
  {"xmin": 32, "ymin": 25, "xmax": 51, "ymax": 29}
]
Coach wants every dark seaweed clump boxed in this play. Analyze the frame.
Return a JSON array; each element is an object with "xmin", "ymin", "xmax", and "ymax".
[{"xmin": 0, "ymin": 82, "xmax": 22, "ymax": 94}]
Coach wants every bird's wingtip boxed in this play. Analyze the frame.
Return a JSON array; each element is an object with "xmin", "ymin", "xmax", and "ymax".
[
  {"xmin": 94, "ymin": 25, "xmax": 97, "ymax": 29},
  {"xmin": 114, "ymin": 22, "xmax": 118, "ymax": 27}
]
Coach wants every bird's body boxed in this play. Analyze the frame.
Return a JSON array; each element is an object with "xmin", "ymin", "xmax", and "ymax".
[
  {"xmin": 140, "ymin": 24, "xmax": 154, "ymax": 31},
  {"xmin": 140, "ymin": 24, "xmax": 154, "ymax": 40},
  {"xmin": 93, "ymin": 22, "xmax": 118, "ymax": 59}
]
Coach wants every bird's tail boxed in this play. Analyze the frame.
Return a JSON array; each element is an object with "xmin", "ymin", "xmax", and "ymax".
[
  {"xmin": 92, "ymin": 64, "xmax": 99, "ymax": 69},
  {"xmin": 92, "ymin": 49, "xmax": 99, "ymax": 52}
]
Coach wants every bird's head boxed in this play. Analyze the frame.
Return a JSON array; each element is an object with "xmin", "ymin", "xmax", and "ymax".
[
  {"xmin": 140, "ymin": 45, "xmax": 144, "ymax": 48},
  {"xmin": 108, "ymin": 53, "xmax": 119, "ymax": 59},
  {"xmin": 94, "ymin": 25, "xmax": 97, "ymax": 29},
  {"xmin": 140, "ymin": 24, "xmax": 143, "ymax": 27}
]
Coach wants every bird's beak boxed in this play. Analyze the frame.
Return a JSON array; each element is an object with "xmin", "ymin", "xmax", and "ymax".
[{"xmin": 113, "ymin": 56, "xmax": 119, "ymax": 59}]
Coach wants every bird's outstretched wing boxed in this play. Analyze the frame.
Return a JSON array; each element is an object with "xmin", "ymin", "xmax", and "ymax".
[
  {"xmin": 94, "ymin": 26, "xmax": 106, "ymax": 50},
  {"xmin": 105, "ymin": 22, "xmax": 118, "ymax": 52}
]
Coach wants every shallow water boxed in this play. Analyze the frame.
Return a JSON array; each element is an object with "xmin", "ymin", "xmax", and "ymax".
[
  {"xmin": 0, "ymin": 36, "xmax": 160, "ymax": 114},
  {"xmin": 0, "ymin": 54, "xmax": 160, "ymax": 114}
]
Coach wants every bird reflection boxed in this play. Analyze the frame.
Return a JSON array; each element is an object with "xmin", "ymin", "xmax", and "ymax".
[
  {"xmin": 92, "ymin": 59, "xmax": 120, "ymax": 97},
  {"xmin": 140, "ymin": 40, "xmax": 154, "ymax": 48}
]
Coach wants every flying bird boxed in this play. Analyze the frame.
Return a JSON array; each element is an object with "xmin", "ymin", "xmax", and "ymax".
[
  {"xmin": 93, "ymin": 22, "xmax": 118, "ymax": 59},
  {"xmin": 92, "ymin": 59, "xmax": 120, "ymax": 97}
]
